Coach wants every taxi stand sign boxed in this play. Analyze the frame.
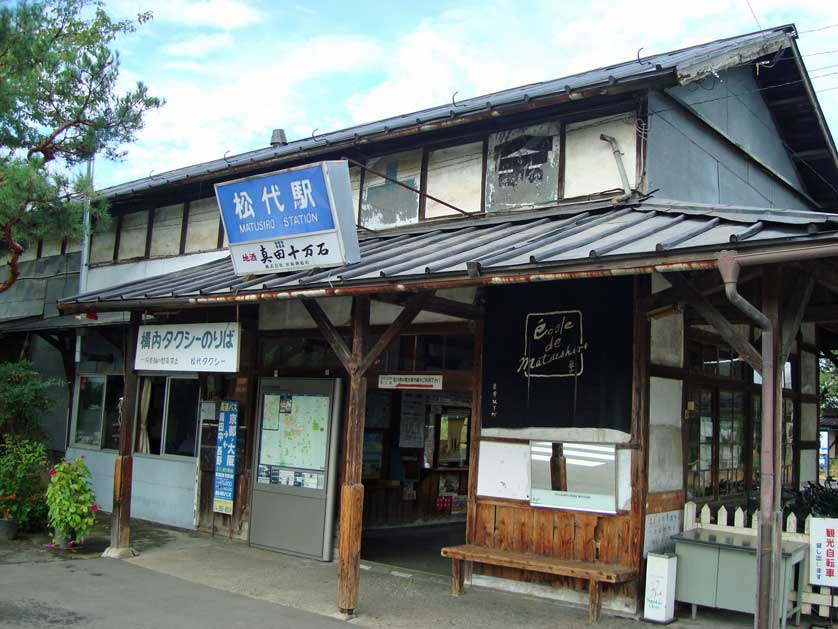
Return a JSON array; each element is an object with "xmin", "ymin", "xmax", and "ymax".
[{"xmin": 214, "ymin": 161, "xmax": 360, "ymax": 275}]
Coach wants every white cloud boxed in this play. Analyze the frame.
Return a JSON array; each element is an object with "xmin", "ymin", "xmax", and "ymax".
[
  {"xmin": 106, "ymin": 34, "xmax": 381, "ymax": 185},
  {"xmin": 344, "ymin": 0, "xmax": 838, "ymax": 127},
  {"xmin": 108, "ymin": 0, "xmax": 263, "ymax": 30},
  {"xmin": 161, "ymin": 33, "xmax": 233, "ymax": 58}
]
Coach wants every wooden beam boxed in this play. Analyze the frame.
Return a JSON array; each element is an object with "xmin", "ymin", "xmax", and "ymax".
[
  {"xmin": 372, "ymin": 293, "xmax": 483, "ymax": 320},
  {"xmin": 643, "ymin": 268, "xmax": 760, "ymax": 315},
  {"xmin": 301, "ymin": 299, "xmax": 354, "ymax": 371},
  {"xmin": 357, "ymin": 292, "xmax": 433, "ymax": 376},
  {"xmin": 665, "ymin": 272, "xmax": 763, "ymax": 374},
  {"xmin": 688, "ymin": 302, "xmax": 838, "ymax": 324},
  {"xmin": 807, "ymin": 260, "xmax": 838, "ymax": 295},
  {"xmin": 781, "ymin": 275, "xmax": 814, "ymax": 364}
]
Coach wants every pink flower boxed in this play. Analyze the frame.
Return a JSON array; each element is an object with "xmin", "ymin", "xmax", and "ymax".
[
  {"xmin": 80, "ymin": 455, "xmax": 85, "ymax": 459},
  {"xmin": 68, "ymin": 540, "xmax": 74, "ymax": 547},
  {"xmin": 91, "ymin": 504, "xmax": 98, "ymax": 513},
  {"xmin": 49, "ymin": 469, "xmax": 55, "ymax": 476},
  {"xmin": 47, "ymin": 542, "xmax": 54, "ymax": 548}
]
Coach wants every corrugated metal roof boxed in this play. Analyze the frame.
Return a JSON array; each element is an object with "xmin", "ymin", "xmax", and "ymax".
[
  {"xmin": 60, "ymin": 199, "xmax": 838, "ymax": 309},
  {"xmin": 100, "ymin": 26, "xmax": 794, "ymax": 200}
]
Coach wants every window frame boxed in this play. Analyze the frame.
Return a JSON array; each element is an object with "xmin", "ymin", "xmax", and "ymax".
[
  {"xmin": 70, "ymin": 373, "xmax": 125, "ymax": 451},
  {"xmin": 682, "ymin": 328, "xmax": 801, "ymax": 504},
  {"xmin": 134, "ymin": 373, "xmax": 201, "ymax": 460}
]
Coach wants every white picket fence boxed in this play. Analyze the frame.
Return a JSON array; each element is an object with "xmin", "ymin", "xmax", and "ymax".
[{"xmin": 683, "ymin": 502, "xmax": 834, "ymax": 617}]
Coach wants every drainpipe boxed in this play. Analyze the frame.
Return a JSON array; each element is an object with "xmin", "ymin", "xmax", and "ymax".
[
  {"xmin": 717, "ymin": 250, "xmax": 776, "ymax": 628},
  {"xmin": 599, "ymin": 134, "xmax": 632, "ymax": 205}
]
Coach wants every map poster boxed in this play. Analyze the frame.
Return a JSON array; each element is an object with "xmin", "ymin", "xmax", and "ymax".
[{"xmin": 259, "ymin": 392, "xmax": 330, "ymax": 472}]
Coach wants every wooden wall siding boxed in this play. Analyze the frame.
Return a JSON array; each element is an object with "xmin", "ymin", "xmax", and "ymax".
[{"xmin": 472, "ymin": 498, "xmax": 634, "ymax": 597}]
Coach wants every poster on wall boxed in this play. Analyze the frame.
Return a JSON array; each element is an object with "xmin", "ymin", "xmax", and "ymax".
[
  {"xmin": 481, "ymin": 278, "xmax": 634, "ymax": 433},
  {"xmin": 399, "ymin": 392, "xmax": 427, "ymax": 448},
  {"xmin": 213, "ymin": 401, "xmax": 239, "ymax": 515},
  {"xmin": 810, "ymin": 518, "xmax": 838, "ymax": 586},
  {"xmin": 259, "ymin": 393, "xmax": 330, "ymax": 472}
]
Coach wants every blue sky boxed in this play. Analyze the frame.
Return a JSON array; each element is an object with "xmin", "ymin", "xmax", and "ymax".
[{"xmin": 95, "ymin": 0, "xmax": 838, "ymax": 191}]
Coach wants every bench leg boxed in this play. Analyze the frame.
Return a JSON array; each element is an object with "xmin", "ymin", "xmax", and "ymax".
[
  {"xmin": 452, "ymin": 558, "xmax": 465, "ymax": 596},
  {"xmin": 588, "ymin": 580, "xmax": 601, "ymax": 623}
]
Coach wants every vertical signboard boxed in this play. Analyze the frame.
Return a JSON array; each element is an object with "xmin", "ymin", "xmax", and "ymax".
[
  {"xmin": 810, "ymin": 517, "xmax": 838, "ymax": 586},
  {"xmin": 213, "ymin": 401, "xmax": 239, "ymax": 515},
  {"xmin": 214, "ymin": 161, "xmax": 360, "ymax": 275}
]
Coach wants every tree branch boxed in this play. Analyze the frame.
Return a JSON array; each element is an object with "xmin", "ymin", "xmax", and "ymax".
[{"xmin": 0, "ymin": 218, "xmax": 24, "ymax": 294}]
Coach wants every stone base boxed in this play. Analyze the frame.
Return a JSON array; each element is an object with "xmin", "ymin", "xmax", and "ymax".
[{"xmin": 101, "ymin": 546, "xmax": 138, "ymax": 559}]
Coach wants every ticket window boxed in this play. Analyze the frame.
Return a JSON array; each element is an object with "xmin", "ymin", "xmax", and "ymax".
[{"xmin": 435, "ymin": 407, "xmax": 470, "ymax": 468}]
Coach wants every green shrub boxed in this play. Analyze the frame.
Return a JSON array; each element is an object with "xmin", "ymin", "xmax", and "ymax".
[
  {"xmin": 0, "ymin": 436, "xmax": 49, "ymax": 529},
  {"xmin": 784, "ymin": 482, "xmax": 838, "ymax": 529},
  {"xmin": 46, "ymin": 457, "xmax": 97, "ymax": 544},
  {"xmin": 0, "ymin": 360, "xmax": 63, "ymax": 438}
]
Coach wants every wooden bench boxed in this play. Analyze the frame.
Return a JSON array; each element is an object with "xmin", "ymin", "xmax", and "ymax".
[{"xmin": 441, "ymin": 544, "xmax": 636, "ymax": 623}]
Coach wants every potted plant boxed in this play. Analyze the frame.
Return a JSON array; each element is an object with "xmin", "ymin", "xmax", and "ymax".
[
  {"xmin": 46, "ymin": 457, "xmax": 97, "ymax": 548},
  {"xmin": 0, "ymin": 437, "xmax": 49, "ymax": 540}
]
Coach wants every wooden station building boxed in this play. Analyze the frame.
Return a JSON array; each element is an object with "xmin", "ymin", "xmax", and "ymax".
[{"xmin": 3, "ymin": 25, "xmax": 838, "ymax": 625}]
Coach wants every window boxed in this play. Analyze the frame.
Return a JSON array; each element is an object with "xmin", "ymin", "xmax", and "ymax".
[
  {"xmin": 398, "ymin": 334, "xmax": 474, "ymax": 371},
  {"xmin": 718, "ymin": 391, "xmax": 746, "ymax": 496},
  {"xmin": 360, "ymin": 151, "xmax": 422, "ymax": 229},
  {"xmin": 485, "ymin": 122, "xmax": 561, "ymax": 212},
  {"xmin": 437, "ymin": 409, "xmax": 470, "ymax": 468},
  {"xmin": 686, "ymin": 388, "xmax": 713, "ymax": 498},
  {"xmin": 135, "ymin": 376, "xmax": 200, "ymax": 457},
  {"xmin": 72, "ymin": 375, "xmax": 125, "ymax": 449}
]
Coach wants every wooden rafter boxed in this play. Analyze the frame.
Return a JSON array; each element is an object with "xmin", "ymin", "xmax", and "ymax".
[
  {"xmin": 372, "ymin": 293, "xmax": 483, "ymax": 321},
  {"xmin": 664, "ymin": 272, "xmax": 762, "ymax": 374},
  {"xmin": 781, "ymin": 275, "xmax": 815, "ymax": 364},
  {"xmin": 643, "ymin": 268, "xmax": 761, "ymax": 315}
]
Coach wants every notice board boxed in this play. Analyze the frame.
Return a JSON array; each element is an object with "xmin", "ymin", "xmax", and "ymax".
[{"xmin": 482, "ymin": 278, "xmax": 633, "ymax": 433}]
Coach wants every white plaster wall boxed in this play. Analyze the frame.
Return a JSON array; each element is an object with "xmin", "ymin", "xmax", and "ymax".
[
  {"xmin": 89, "ymin": 223, "xmax": 117, "ymax": 265},
  {"xmin": 616, "ymin": 449, "xmax": 632, "ymax": 511},
  {"xmin": 86, "ymin": 250, "xmax": 228, "ymax": 293},
  {"xmin": 476, "ymin": 441, "xmax": 530, "ymax": 500},
  {"xmin": 185, "ymin": 197, "xmax": 220, "ymax": 253},
  {"xmin": 650, "ymin": 314, "xmax": 684, "ymax": 368},
  {"xmin": 800, "ymin": 449, "xmax": 817, "ymax": 489},
  {"xmin": 41, "ymin": 239, "xmax": 62, "ymax": 257},
  {"xmin": 426, "ymin": 141, "xmax": 483, "ymax": 218},
  {"xmin": 350, "ymin": 166, "xmax": 362, "ymax": 224},
  {"xmin": 258, "ymin": 287, "xmax": 476, "ymax": 330},
  {"xmin": 648, "ymin": 377, "xmax": 684, "ymax": 494},
  {"xmin": 564, "ymin": 114, "xmax": 638, "ymax": 199},
  {"xmin": 801, "ymin": 402, "xmax": 818, "ymax": 442},
  {"xmin": 801, "ymin": 351, "xmax": 817, "ymax": 396},
  {"xmin": 150, "ymin": 204, "xmax": 184, "ymax": 258},
  {"xmin": 118, "ymin": 210, "xmax": 148, "ymax": 260}
]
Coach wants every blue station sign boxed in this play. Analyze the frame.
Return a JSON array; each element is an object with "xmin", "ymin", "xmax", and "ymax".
[{"xmin": 214, "ymin": 161, "xmax": 360, "ymax": 275}]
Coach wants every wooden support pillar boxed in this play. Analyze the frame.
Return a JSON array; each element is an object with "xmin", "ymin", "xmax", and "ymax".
[
  {"xmin": 338, "ymin": 296, "xmax": 369, "ymax": 614},
  {"xmin": 302, "ymin": 291, "xmax": 435, "ymax": 615},
  {"xmin": 104, "ymin": 311, "xmax": 140, "ymax": 558}
]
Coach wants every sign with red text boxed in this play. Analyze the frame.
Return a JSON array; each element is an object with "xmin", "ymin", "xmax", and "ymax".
[
  {"xmin": 379, "ymin": 374, "xmax": 443, "ymax": 390},
  {"xmin": 215, "ymin": 161, "xmax": 360, "ymax": 275},
  {"xmin": 811, "ymin": 518, "xmax": 838, "ymax": 586}
]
